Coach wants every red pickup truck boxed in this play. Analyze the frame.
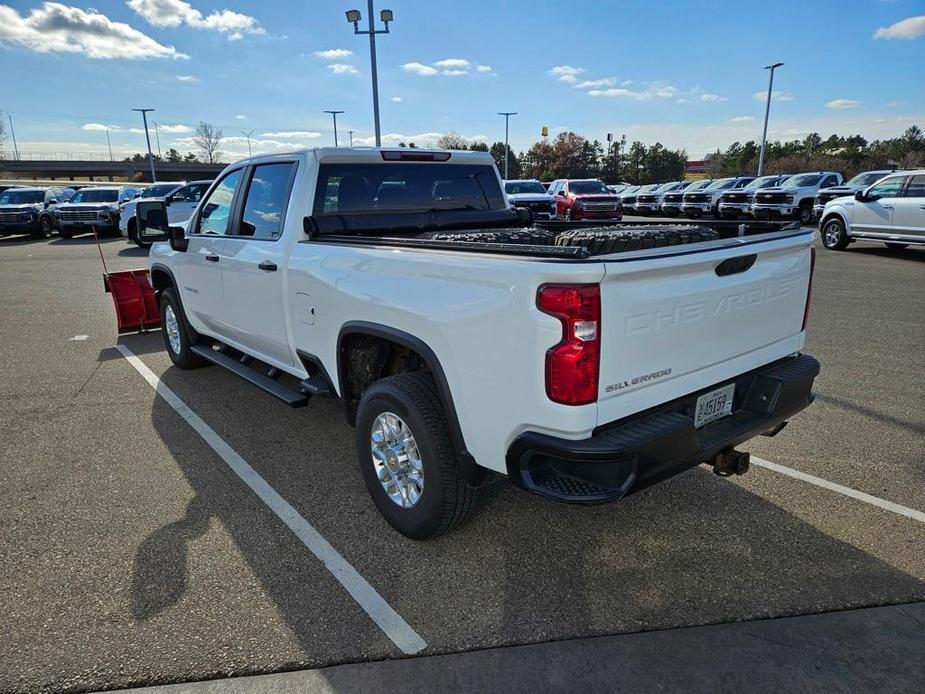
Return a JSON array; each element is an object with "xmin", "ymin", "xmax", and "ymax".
[{"xmin": 548, "ymin": 178, "xmax": 624, "ymax": 221}]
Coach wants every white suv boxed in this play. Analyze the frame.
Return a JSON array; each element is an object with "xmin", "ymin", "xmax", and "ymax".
[{"xmin": 819, "ymin": 170, "xmax": 925, "ymax": 250}]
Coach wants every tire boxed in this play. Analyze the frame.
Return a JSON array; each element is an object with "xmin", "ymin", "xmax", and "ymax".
[
  {"xmin": 158, "ymin": 287, "xmax": 207, "ymax": 369},
  {"xmin": 355, "ymin": 372, "xmax": 476, "ymax": 539},
  {"xmin": 797, "ymin": 204, "xmax": 813, "ymax": 226},
  {"xmin": 564, "ymin": 207, "xmax": 573, "ymax": 222},
  {"xmin": 37, "ymin": 216, "xmax": 54, "ymax": 239},
  {"xmin": 820, "ymin": 216, "xmax": 849, "ymax": 250},
  {"xmin": 129, "ymin": 220, "xmax": 152, "ymax": 249},
  {"xmin": 885, "ymin": 242, "xmax": 908, "ymax": 250}
]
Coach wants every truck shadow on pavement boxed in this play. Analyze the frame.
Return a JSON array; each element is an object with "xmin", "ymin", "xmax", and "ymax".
[
  {"xmin": 848, "ymin": 246, "xmax": 925, "ymax": 263},
  {"xmin": 125, "ymin": 333, "xmax": 925, "ymax": 669}
]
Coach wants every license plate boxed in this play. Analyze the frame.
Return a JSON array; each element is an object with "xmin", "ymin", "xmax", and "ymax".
[{"xmin": 694, "ymin": 383, "xmax": 735, "ymax": 429}]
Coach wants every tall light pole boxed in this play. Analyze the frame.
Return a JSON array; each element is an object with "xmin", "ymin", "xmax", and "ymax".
[
  {"xmin": 132, "ymin": 108, "xmax": 157, "ymax": 182},
  {"xmin": 152, "ymin": 121, "xmax": 162, "ymax": 158},
  {"xmin": 757, "ymin": 62, "xmax": 784, "ymax": 177},
  {"xmin": 323, "ymin": 110, "xmax": 345, "ymax": 147},
  {"xmin": 105, "ymin": 127, "xmax": 113, "ymax": 162},
  {"xmin": 348, "ymin": 130, "xmax": 354, "ymax": 147},
  {"xmin": 240, "ymin": 129, "xmax": 255, "ymax": 156},
  {"xmin": 346, "ymin": 3, "xmax": 392, "ymax": 147},
  {"xmin": 8, "ymin": 113, "xmax": 20, "ymax": 160},
  {"xmin": 497, "ymin": 112, "xmax": 517, "ymax": 179}
]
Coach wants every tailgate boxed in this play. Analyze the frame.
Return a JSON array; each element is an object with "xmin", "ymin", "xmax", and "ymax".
[{"xmin": 595, "ymin": 231, "xmax": 813, "ymax": 426}]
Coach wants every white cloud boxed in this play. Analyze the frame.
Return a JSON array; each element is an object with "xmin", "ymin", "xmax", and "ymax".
[
  {"xmin": 549, "ymin": 65, "xmax": 584, "ymax": 83},
  {"xmin": 235, "ymin": 114, "xmax": 248, "ymax": 120},
  {"xmin": 389, "ymin": 96, "xmax": 402, "ymax": 103},
  {"xmin": 0, "ymin": 3, "xmax": 186, "ymax": 59},
  {"xmin": 826, "ymin": 99, "xmax": 861, "ymax": 109},
  {"xmin": 886, "ymin": 101, "xmax": 902, "ymax": 108},
  {"xmin": 261, "ymin": 131, "xmax": 321, "ymax": 138},
  {"xmin": 128, "ymin": 128, "xmax": 146, "ymax": 134},
  {"xmin": 158, "ymin": 123, "xmax": 192, "ymax": 133},
  {"xmin": 351, "ymin": 131, "xmax": 487, "ymax": 147},
  {"xmin": 313, "ymin": 48, "xmax": 353, "ymax": 60},
  {"xmin": 475, "ymin": 64, "xmax": 492, "ymax": 73},
  {"xmin": 82, "ymin": 123, "xmax": 120, "ymax": 131},
  {"xmin": 402, "ymin": 61, "xmax": 438, "ymax": 76},
  {"xmin": 700, "ymin": 93, "xmax": 727, "ymax": 102},
  {"xmin": 753, "ymin": 90, "xmax": 795, "ymax": 102},
  {"xmin": 730, "ymin": 116, "xmax": 755, "ymax": 122},
  {"xmin": 441, "ymin": 69, "xmax": 467, "ymax": 76},
  {"xmin": 874, "ymin": 15, "xmax": 925, "ymax": 39},
  {"xmin": 327, "ymin": 63, "xmax": 358, "ymax": 74},
  {"xmin": 433, "ymin": 58, "xmax": 469, "ymax": 69},
  {"xmin": 127, "ymin": 0, "xmax": 264, "ymax": 40},
  {"xmin": 588, "ymin": 83, "xmax": 680, "ymax": 101},
  {"xmin": 573, "ymin": 77, "xmax": 616, "ymax": 90},
  {"xmin": 175, "ymin": 74, "xmax": 198, "ymax": 82}
]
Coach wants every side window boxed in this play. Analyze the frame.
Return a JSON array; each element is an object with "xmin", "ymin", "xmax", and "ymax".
[
  {"xmin": 236, "ymin": 163, "xmax": 295, "ymax": 240},
  {"xmin": 195, "ymin": 170, "xmax": 242, "ymax": 236},
  {"xmin": 172, "ymin": 184, "xmax": 205, "ymax": 203},
  {"xmin": 822, "ymin": 175, "xmax": 838, "ymax": 188},
  {"xmin": 903, "ymin": 175, "xmax": 925, "ymax": 198},
  {"xmin": 867, "ymin": 177, "xmax": 906, "ymax": 200}
]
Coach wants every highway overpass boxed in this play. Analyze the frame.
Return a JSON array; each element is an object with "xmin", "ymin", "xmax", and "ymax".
[{"xmin": 0, "ymin": 158, "xmax": 225, "ymax": 182}]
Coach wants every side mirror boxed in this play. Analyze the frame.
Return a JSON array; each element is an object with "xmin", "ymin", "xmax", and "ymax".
[
  {"xmin": 136, "ymin": 200, "xmax": 171, "ymax": 243},
  {"xmin": 854, "ymin": 190, "xmax": 868, "ymax": 202}
]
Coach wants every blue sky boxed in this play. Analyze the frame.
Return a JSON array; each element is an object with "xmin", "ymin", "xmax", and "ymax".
[{"xmin": 0, "ymin": 0, "xmax": 923, "ymax": 159}]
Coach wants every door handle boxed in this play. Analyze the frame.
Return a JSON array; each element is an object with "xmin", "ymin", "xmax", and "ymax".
[
  {"xmin": 205, "ymin": 254, "xmax": 220, "ymax": 262},
  {"xmin": 881, "ymin": 205, "xmax": 892, "ymax": 210},
  {"xmin": 258, "ymin": 260, "xmax": 278, "ymax": 272}
]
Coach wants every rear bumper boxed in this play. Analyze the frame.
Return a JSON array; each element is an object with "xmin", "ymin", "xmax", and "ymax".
[{"xmin": 506, "ymin": 354, "xmax": 819, "ymax": 504}]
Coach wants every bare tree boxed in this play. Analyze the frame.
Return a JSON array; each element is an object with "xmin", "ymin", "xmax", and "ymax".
[
  {"xmin": 436, "ymin": 132, "xmax": 468, "ymax": 150},
  {"xmin": 0, "ymin": 110, "xmax": 7, "ymax": 160},
  {"xmin": 193, "ymin": 121, "xmax": 224, "ymax": 163}
]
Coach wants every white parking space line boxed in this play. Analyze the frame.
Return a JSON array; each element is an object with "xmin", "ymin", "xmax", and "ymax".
[
  {"xmin": 751, "ymin": 456, "xmax": 925, "ymax": 524},
  {"xmin": 115, "ymin": 344, "xmax": 428, "ymax": 655}
]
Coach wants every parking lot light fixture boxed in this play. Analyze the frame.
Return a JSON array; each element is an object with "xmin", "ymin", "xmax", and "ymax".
[
  {"xmin": 347, "ymin": 1, "xmax": 392, "ymax": 147},
  {"xmin": 132, "ymin": 108, "xmax": 157, "ymax": 182},
  {"xmin": 757, "ymin": 62, "xmax": 784, "ymax": 177},
  {"xmin": 240, "ymin": 129, "xmax": 255, "ymax": 156},
  {"xmin": 323, "ymin": 110, "xmax": 345, "ymax": 147},
  {"xmin": 498, "ymin": 112, "xmax": 517, "ymax": 179}
]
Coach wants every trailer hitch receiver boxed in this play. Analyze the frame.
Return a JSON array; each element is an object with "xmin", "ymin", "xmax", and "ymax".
[{"xmin": 712, "ymin": 449, "xmax": 750, "ymax": 477}]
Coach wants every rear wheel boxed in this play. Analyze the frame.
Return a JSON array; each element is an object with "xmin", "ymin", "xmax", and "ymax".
[
  {"xmin": 885, "ymin": 242, "xmax": 908, "ymax": 250},
  {"xmin": 355, "ymin": 372, "xmax": 476, "ymax": 539},
  {"xmin": 159, "ymin": 287, "xmax": 207, "ymax": 369},
  {"xmin": 821, "ymin": 217, "xmax": 849, "ymax": 250},
  {"xmin": 798, "ymin": 203, "xmax": 813, "ymax": 226}
]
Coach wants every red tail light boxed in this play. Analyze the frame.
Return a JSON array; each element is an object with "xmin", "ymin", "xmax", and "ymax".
[
  {"xmin": 537, "ymin": 284, "xmax": 601, "ymax": 405},
  {"xmin": 802, "ymin": 245, "xmax": 815, "ymax": 331}
]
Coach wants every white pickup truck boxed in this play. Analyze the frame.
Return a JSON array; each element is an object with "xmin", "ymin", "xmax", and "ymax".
[
  {"xmin": 137, "ymin": 148, "xmax": 820, "ymax": 539},
  {"xmin": 752, "ymin": 171, "xmax": 843, "ymax": 225}
]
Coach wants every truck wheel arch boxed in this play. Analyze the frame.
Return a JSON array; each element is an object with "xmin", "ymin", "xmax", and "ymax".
[
  {"xmin": 150, "ymin": 263, "xmax": 178, "ymax": 296},
  {"xmin": 336, "ymin": 321, "xmax": 479, "ymax": 479}
]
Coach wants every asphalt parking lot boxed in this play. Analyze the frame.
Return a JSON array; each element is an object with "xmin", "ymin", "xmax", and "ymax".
[{"xmin": 1, "ymin": 224, "xmax": 923, "ymax": 693}]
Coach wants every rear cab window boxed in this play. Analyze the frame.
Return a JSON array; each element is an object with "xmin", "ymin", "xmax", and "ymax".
[{"xmin": 313, "ymin": 163, "xmax": 506, "ymax": 215}]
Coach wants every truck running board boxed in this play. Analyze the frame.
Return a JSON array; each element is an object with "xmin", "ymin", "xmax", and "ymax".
[{"xmin": 190, "ymin": 344, "xmax": 310, "ymax": 408}]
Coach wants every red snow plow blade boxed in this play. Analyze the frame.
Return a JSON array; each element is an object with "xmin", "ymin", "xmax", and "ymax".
[{"xmin": 104, "ymin": 269, "xmax": 160, "ymax": 333}]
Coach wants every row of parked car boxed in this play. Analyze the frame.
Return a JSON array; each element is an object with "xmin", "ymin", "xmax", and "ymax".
[
  {"xmin": 503, "ymin": 169, "xmax": 915, "ymax": 230},
  {"xmin": 0, "ymin": 180, "xmax": 210, "ymax": 246}
]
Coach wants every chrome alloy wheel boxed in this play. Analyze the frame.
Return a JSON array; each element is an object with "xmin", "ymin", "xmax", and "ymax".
[
  {"xmin": 370, "ymin": 412, "xmax": 424, "ymax": 509},
  {"xmin": 823, "ymin": 220, "xmax": 843, "ymax": 247},
  {"xmin": 164, "ymin": 304, "xmax": 181, "ymax": 354}
]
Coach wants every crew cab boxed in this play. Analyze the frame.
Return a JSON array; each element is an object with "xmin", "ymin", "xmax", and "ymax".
[
  {"xmin": 662, "ymin": 180, "xmax": 710, "ymax": 217},
  {"xmin": 752, "ymin": 172, "xmax": 843, "ymax": 225},
  {"xmin": 819, "ymin": 170, "xmax": 925, "ymax": 250},
  {"xmin": 121, "ymin": 180, "xmax": 211, "ymax": 248},
  {"xmin": 682, "ymin": 177, "xmax": 755, "ymax": 219},
  {"xmin": 717, "ymin": 175, "xmax": 789, "ymax": 219},
  {"xmin": 548, "ymin": 178, "xmax": 623, "ymax": 221},
  {"xmin": 503, "ymin": 179, "xmax": 557, "ymax": 220},
  {"xmin": 136, "ymin": 148, "xmax": 819, "ymax": 539},
  {"xmin": 812, "ymin": 170, "xmax": 893, "ymax": 221},
  {"xmin": 635, "ymin": 181, "xmax": 690, "ymax": 216},
  {"xmin": 0, "ymin": 186, "xmax": 74, "ymax": 238},
  {"xmin": 55, "ymin": 186, "xmax": 139, "ymax": 238}
]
